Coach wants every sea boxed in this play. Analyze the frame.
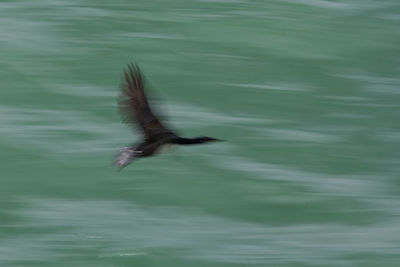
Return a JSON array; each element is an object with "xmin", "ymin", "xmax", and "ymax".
[{"xmin": 0, "ymin": 0, "xmax": 399, "ymax": 266}]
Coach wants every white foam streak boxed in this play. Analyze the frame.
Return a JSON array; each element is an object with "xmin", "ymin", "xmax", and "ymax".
[{"xmin": 1, "ymin": 198, "xmax": 399, "ymax": 265}]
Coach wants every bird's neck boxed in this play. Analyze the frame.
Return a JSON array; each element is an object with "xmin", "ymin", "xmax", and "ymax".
[{"xmin": 172, "ymin": 137, "xmax": 205, "ymax": 145}]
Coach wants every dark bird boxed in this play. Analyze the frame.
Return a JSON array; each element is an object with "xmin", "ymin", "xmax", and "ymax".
[{"xmin": 115, "ymin": 63, "xmax": 222, "ymax": 168}]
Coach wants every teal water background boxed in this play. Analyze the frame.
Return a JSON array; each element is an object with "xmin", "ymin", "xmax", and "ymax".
[{"xmin": 1, "ymin": 0, "xmax": 400, "ymax": 266}]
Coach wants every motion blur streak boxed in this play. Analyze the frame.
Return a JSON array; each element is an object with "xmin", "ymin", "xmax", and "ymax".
[{"xmin": 0, "ymin": 0, "xmax": 399, "ymax": 266}]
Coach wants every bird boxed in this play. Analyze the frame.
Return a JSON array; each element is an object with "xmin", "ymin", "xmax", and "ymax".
[{"xmin": 115, "ymin": 63, "xmax": 222, "ymax": 168}]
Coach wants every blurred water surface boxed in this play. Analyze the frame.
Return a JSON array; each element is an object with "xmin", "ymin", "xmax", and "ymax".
[{"xmin": 1, "ymin": 0, "xmax": 400, "ymax": 266}]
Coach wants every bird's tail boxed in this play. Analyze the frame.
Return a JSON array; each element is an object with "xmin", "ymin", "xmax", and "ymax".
[{"xmin": 114, "ymin": 146, "xmax": 138, "ymax": 169}]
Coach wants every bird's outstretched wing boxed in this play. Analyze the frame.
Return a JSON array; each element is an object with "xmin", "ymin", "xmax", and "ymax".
[{"xmin": 119, "ymin": 63, "xmax": 175, "ymax": 139}]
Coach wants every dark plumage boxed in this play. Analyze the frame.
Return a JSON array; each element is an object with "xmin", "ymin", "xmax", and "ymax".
[{"xmin": 115, "ymin": 63, "xmax": 222, "ymax": 168}]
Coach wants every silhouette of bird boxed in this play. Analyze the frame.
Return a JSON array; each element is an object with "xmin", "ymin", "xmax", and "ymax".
[{"xmin": 115, "ymin": 63, "xmax": 222, "ymax": 168}]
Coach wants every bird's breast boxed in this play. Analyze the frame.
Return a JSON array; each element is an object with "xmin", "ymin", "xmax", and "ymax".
[{"xmin": 156, "ymin": 143, "xmax": 173, "ymax": 154}]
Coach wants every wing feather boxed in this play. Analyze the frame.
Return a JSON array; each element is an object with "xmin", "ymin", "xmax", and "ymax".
[{"xmin": 119, "ymin": 63, "xmax": 174, "ymax": 139}]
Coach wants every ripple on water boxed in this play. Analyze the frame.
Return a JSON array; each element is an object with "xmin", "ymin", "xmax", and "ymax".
[{"xmin": 1, "ymin": 197, "xmax": 399, "ymax": 265}]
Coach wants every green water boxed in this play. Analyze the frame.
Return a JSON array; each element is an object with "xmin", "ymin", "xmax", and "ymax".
[{"xmin": 1, "ymin": 0, "xmax": 400, "ymax": 266}]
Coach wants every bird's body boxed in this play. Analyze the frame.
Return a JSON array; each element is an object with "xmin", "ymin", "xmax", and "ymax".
[{"xmin": 115, "ymin": 63, "xmax": 221, "ymax": 168}]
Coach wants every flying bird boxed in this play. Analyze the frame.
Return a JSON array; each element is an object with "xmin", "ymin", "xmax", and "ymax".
[{"xmin": 115, "ymin": 63, "xmax": 222, "ymax": 168}]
